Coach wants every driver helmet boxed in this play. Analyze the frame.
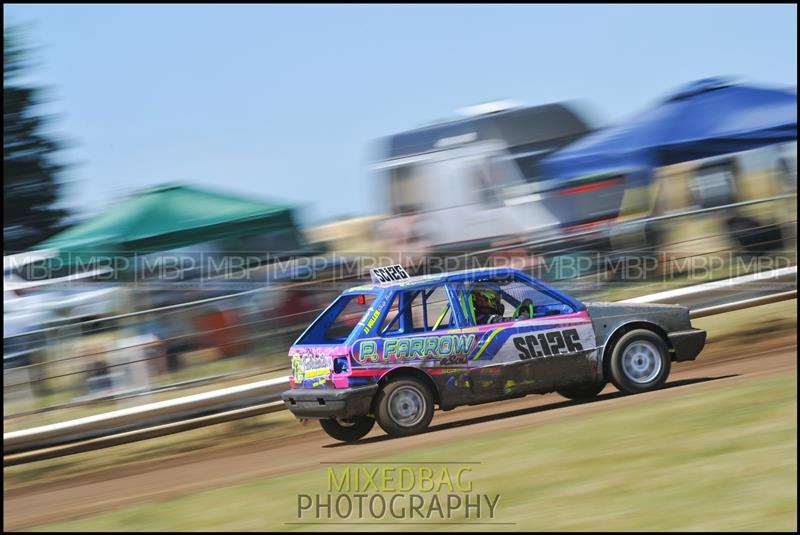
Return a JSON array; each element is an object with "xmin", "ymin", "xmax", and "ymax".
[{"xmin": 471, "ymin": 286, "xmax": 503, "ymax": 319}]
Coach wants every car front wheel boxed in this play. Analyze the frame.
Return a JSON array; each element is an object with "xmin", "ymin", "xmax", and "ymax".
[
  {"xmin": 374, "ymin": 377, "xmax": 435, "ymax": 437},
  {"xmin": 319, "ymin": 416, "xmax": 375, "ymax": 442},
  {"xmin": 608, "ymin": 329, "xmax": 671, "ymax": 394}
]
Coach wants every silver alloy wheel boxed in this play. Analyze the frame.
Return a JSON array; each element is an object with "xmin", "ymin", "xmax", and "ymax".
[
  {"xmin": 621, "ymin": 340, "xmax": 662, "ymax": 384},
  {"xmin": 387, "ymin": 385, "xmax": 426, "ymax": 427}
]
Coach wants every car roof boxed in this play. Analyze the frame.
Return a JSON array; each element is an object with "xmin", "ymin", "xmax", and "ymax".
[{"xmin": 342, "ymin": 267, "xmax": 527, "ymax": 294}]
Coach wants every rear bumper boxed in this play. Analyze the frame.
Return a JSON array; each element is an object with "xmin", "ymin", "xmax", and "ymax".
[
  {"xmin": 668, "ymin": 328, "xmax": 707, "ymax": 362},
  {"xmin": 281, "ymin": 384, "xmax": 378, "ymax": 420}
]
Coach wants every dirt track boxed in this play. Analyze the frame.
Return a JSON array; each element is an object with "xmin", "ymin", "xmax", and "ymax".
[{"xmin": 4, "ymin": 331, "xmax": 797, "ymax": 531}]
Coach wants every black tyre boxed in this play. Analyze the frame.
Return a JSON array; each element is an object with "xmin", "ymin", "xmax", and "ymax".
[
  {"xmin": 608, "ymin": 329, "xmax": 671, "ymax": 394},
  {"xmin": 557, "ymin": 381, "xmax": 606, "ymax": 401},
  {"xmin": 319, "ymin": 416, "xmax": 375, "ymax": 442},
  {"xmin": 374, "ymin": 377, "xmax": 435, "ymax": 437}
]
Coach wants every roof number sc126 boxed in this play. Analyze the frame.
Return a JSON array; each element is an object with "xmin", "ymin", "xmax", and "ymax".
[{"xmin": 370, "ymin": 265, "xmax": 411, "ymax": 284}]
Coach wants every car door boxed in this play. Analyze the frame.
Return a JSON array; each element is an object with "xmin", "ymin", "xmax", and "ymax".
[
  {"xmin": 373, "ymin": 283, "xmax": 479, "ymax": 409},
  {"xmin": 458, "ymin": 278, "xmax": 599, "ymax": 402}
]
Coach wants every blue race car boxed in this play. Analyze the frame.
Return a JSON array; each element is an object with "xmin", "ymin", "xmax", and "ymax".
[{"xmin": 282, "ymin": 265, "xmax": 706, "ymax": 441}]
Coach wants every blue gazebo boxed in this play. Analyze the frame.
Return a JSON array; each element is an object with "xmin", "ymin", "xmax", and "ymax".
[{"xmin": 540, "ymin": 77, "xmax": 797, "ymax": 183}]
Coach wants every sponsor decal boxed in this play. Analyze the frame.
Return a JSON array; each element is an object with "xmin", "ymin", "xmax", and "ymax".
[
  {"xmin": 363, "ymin": 307, "xmax": 382, "ymax": 335},
  {"xmin": 355, "ymin": 334, "xmax": 476, "ymax": 365},
  {"xmin": 292, "ymin": 353, "xmax": 333, "ymax": 387}
]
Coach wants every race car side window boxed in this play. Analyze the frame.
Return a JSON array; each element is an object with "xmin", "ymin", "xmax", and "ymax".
[
  {"xmin": 380, "ymin": 284, "xmax": 456, "ymax": 336},
  {"xmin": 500, "ymin": 279, "xmax": 575, "ymax": 318},
  {"xmin": 379, "ymin": 292, "xmax": 404, "ymax": 336},
  {"xmin": 457, "ymin": 277, "xmax": 576, "ymax": 326},
  {"xmin": 426, "ymin": 285, "xmax": 454, "ymax": 331}
]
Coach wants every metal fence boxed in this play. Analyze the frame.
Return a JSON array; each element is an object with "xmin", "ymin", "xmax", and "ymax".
[{"xmin": 3, "ymin": 194, "xmax": 797, "ymax": 427}]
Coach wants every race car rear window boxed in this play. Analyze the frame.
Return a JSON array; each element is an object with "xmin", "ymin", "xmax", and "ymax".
[{"xmin": 296, "ymin": 293, "xmax": 377, "ymax": 345}]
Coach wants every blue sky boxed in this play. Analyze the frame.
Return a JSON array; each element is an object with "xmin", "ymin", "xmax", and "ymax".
[{"xmin": 3, "ymin": 4, "xmax": 797, "ymax": 226}]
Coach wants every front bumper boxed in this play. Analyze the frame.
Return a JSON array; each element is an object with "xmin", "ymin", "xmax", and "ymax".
[
  {"xmin": 668, "ymin": 328, "xmax": 707, "ymax": 362},
  {"xmin": 281, "ymin": 384, "xmax": 378, "ymax": 420}
]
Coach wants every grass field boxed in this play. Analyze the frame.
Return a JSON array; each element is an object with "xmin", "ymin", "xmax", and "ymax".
[{"xmin": 37, "ymin": 374, "xmax": 797, "ymax": 532}]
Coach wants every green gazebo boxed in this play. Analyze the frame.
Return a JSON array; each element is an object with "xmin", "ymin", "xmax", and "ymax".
[{"xmin": 38, "ymin": 183, "xmax": 309, "ymax": 273}]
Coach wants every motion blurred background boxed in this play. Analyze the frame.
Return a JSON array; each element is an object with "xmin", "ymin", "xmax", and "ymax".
[{"xmin": 2, "ymin": 4, "xmax": 797, "ymax": 531}]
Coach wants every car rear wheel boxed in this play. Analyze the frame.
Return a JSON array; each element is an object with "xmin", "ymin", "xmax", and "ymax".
[
  {"xmin": 375, "ymin": 378, "xmax": 434, "ymax": 437},
  {"xmin": 557, "ymin": 381, "xmax": 606, "ymax": 401},
  {"xmin": 608, "ymin": 329, "xmax": 671, "ymax": 394},
  {"xmin": 319, "ymin": 416, "xmax": 375, "ymax": 442}
]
